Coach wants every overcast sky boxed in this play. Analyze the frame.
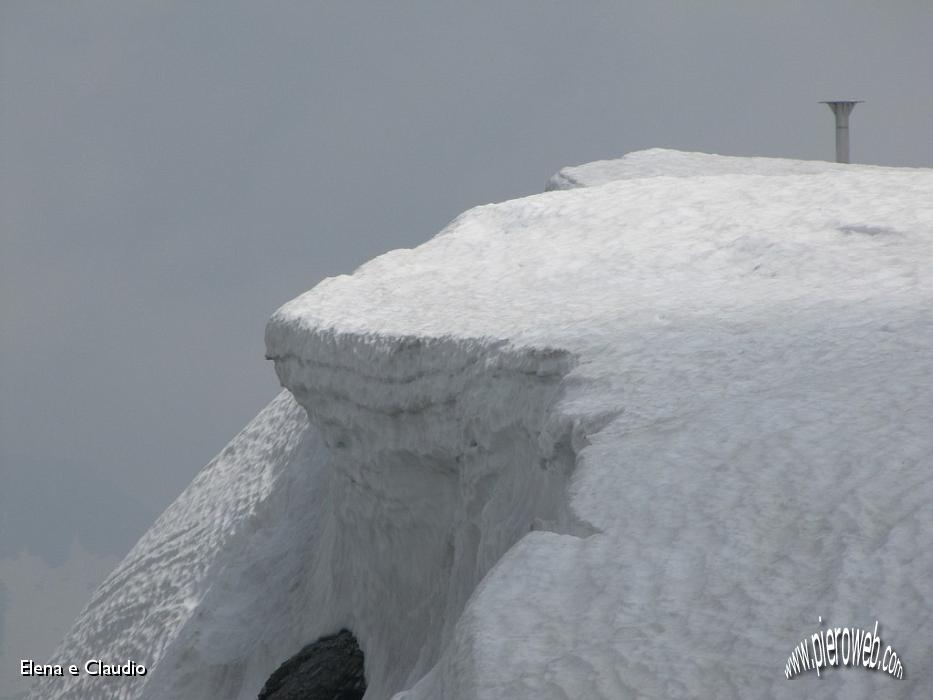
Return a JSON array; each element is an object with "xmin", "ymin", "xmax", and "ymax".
[{"xmin": 2, "ymin": 1, "xmax": 932, "ymax": 518}]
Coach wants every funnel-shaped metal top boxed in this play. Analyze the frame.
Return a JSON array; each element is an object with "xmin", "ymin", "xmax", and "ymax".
[
  {"xmin": 821, "ymin": 100, "xmax": 863, "ymax": 163},
  {"xmin": 821, "ymin": 100, "xmax": 863, "ymax": 115}
]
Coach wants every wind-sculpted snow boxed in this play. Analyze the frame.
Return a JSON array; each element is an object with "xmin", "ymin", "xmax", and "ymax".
[
  {"xmin": 31, "ymin": 340, "xmax": 590, "ymax": 700},
  {"xmin": 34, "ymin": 151, "xmax": 933, "ymax": 700}
]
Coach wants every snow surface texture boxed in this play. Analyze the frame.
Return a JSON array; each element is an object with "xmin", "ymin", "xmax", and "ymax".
[{"xmin": 31, "ymin": 150, "xmax": 933, "ymax": 700}]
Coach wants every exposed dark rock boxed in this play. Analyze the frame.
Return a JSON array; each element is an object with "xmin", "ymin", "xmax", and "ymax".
[{"xmin": 258, "ymin": 629, "xmax": 366, "ymax": 700}]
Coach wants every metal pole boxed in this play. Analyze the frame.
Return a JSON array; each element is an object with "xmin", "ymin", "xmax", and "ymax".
[{"xmin": 820, "ymin": 101, "xmax": 862, "ymax": 163}]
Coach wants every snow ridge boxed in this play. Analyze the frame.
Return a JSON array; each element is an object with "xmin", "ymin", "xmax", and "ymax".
[
  {"xmin": 545, "ymin": 147, "xmax": 908, "ymax": 190},
  {"xmin": 30, "ymin": 150, "xmax": 933, "ymax": 700}
]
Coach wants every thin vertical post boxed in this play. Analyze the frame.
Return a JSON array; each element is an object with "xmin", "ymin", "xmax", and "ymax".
[{"xmin": 820, "ymin": 101, "xmax": 862, "ymax": 163}]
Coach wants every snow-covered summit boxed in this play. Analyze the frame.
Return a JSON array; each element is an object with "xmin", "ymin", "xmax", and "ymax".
[{"xmin": 32, "ymin": 150, "xmax": 933, "ymax": 700}]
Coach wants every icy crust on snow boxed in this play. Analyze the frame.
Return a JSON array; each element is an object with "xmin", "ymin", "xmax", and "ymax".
[
  {"xmin": 544, "ymin": 147, "xmax": 907, "ymax": 190},
  {"xmin": 36, "ymin": 152, "xmax": 933, "ymax": 700}
]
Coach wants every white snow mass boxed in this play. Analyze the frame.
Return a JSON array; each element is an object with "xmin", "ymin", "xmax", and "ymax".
[{"xmin": 30, "ymin": 150, "xmax": 933, "ymax": 700}]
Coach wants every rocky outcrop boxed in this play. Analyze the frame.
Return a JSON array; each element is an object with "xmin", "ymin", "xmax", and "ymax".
[{"xmin": 257, "ymin": 629, "xmax": 365, "ymax": 700}]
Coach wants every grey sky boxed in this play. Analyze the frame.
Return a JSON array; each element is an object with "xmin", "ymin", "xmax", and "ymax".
[{"xmin": 2, "ymin": 1, "xmax": 932, "ymax": 519}]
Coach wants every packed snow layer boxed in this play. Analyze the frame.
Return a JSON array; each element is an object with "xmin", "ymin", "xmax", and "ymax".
[{"xmin": 33, "ymin": 151, "xmax": 933, "ymax": 700}]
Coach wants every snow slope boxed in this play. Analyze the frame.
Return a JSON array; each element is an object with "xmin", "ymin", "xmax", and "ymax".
[
  {"xmin": 0, "ymin": 543, "xmax": 119, "ymax": 700},
  {"xmin": 31, "ymin": 151, "xmax": 933, "ymax": 700},
  {"xmin": 0, "ymin": 456, "xmax": 153, "ymax": 700}
]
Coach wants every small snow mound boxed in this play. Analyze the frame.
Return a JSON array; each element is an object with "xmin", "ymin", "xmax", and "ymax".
[{"xmin": 544, "ymin": 147, "xmax": 924, "ymax": 190}]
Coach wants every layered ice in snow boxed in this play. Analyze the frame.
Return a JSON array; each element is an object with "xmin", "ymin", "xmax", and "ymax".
[{"xmin": 30, "ymin": 150, "xmax": 933, "ymax": 700}]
